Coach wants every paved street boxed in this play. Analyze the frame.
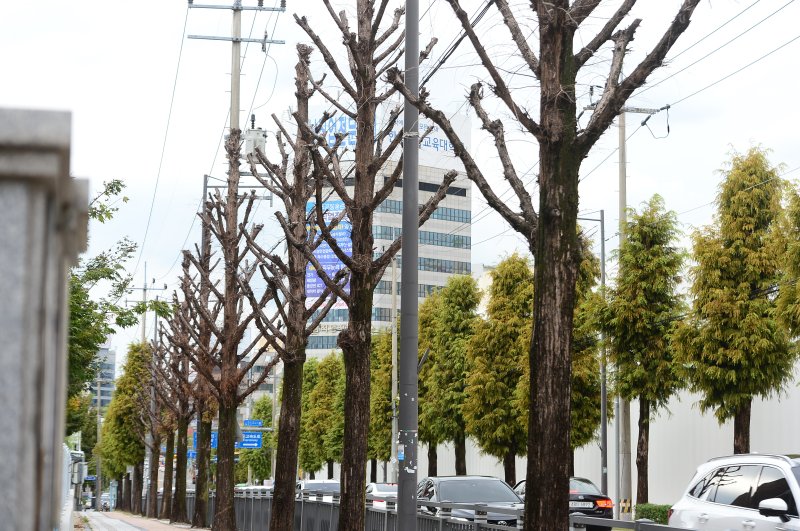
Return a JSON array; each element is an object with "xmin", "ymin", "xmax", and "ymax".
[{"xmin": 76, "ymin": 511, "xmax": 198, "ymax": 531}]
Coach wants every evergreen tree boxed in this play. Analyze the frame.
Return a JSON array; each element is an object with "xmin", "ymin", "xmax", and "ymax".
[
  {"xmin": 301, "ymin": 353, "xmax": 344, "ymax": 478},
  {"xmin": 418, "ymin": 290, "xmax": 444, "ymax": 476},
  {"xmin": 422, "ymin": 275, "xmax": 481, "ymax": 475},
  {"xmin": 298, "ymin": 358, "xmax": 321, "ymax": 478},
  {"xmin": 369, "ymin": 326, "xmax": 394, "ymax": 474},
  {"xmin": 777, "ymin": 189, "xmax": 800, "ymax": 334},
  {"xmin": 605, "ymin": 195, "xmax": 684, "ymax": 503},
  {"xmin": 238, "ymin": 395, "xmax": 274, "ymax": 483},
  {"xmin": 464, "ymin": 254, "xmax": 532, "ymax": 485},
  {"xmin": 676, "ymin": 148, "xmax": 797, "ymax": 453}
]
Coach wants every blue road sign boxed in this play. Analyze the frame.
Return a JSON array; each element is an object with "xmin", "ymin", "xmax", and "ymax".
[
  {"xmin": 187, "ymin": 450, "xmax": 197, "ymax": 459},
  {"xmin": 85, "ymin": 475, "xmax": 96, "ymax": 481},
  {"xmin": 242, "ymin": 431, "xmax": 262, "ymax": 440},
  {"xmin": 243, "ymin": 419, "xmax": 263, "ymax": 427},
  {"xmin": 193, "ymin": 431, "xmax": 218, "ymax": 449},
  {"xmin": 238, "ymin": 439, "xmax": 262, "ymax": 449}
]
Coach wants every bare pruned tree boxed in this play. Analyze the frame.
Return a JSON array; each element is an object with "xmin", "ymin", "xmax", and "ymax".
[
  {"xmin": 178, "ymin": 144, "xmax": 282, "ymax": 530},
  {"xmin": 293, "ymin": 2, "xmax": 452, "ymax": 528},
  {"xmin": 239, "ymin": 43, "xmax": 349, "ymax": 531},
  {"xmin": 389, "ymin": 1, "xmax": 700, "ymax": 529}
]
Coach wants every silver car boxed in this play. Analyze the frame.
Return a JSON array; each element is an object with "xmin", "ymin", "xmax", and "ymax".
[{"xmin": 669, "ymin": 454, "xmax": 800, "ymax": 530}]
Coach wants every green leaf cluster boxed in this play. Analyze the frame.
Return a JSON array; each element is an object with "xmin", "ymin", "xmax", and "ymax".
[
  {"xmin": 298, "ymin": 353, "xmax": 344, "ymax": 475},
  {"xmin": 676, "ymin": 148, "xmax": 797, "ymax": 422},
  {"xmin": 606, "ymin": 195, "xmax": 685, "ymax": 408},
  {"xmin": 96, "ymin": 342, "xmax": 149, "ymax": 478},
  {"xmin": 464, "ymin": 254, "xmax": 531, "ymax": 460},
  {"xmin": 420, "ymin": 276, "xmax": 481, "ymax": 449},
  {"xmin": 369, "ymin": 326, "xmax": 395, "ymax": 462}
]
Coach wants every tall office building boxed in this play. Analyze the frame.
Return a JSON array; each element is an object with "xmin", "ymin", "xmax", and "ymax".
[
  {"xmin": 91, "ymin": 346, "xmax": 116, "ymax": 410},
  {"xmin": 306, "ymin": 114, "xmax": 472, "ymax": 357}
]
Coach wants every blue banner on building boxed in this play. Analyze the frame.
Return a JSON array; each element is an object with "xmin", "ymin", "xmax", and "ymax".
[{"xmin": 306, "ymin": 199, "xmax": 351, "ymax": 298}]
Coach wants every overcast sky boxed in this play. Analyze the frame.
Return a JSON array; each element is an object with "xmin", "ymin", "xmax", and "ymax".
[{"xmin": 3, "ymin": 0, "xmax": 799, "ymax": 366}]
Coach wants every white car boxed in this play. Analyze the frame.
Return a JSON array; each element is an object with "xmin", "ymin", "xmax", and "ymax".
[
  {"xmin": 669, "ymin": 454, "xmax": 800, "ymax": 530},
  {"xmin": 366, "ymin": 482, "xmax": 398, "ymax": 509},
  {"xmin": 296, "ymin": 479, "xmax": 340, "ymax": 502}
]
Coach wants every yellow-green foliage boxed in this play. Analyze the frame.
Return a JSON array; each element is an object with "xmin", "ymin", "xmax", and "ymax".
[{"xmin": 676, "ymin": 147, "xmax": 797, "ymax": 422}]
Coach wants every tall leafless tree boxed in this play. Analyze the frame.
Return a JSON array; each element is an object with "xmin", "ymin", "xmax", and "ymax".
[
  {"xmin": 294, "ymin": 3, "xmax": 452, "ymax": 528},
  {"xmin": 390, "ymin": 1, "xmax": 700, "ymax": 529},
  {"xmin": 240, "ymin": 43, "xmax": 348, "ymax": 531},
  {"xmin": 178, "ymin": 144, "xmax": 281, "ymax": 530}
]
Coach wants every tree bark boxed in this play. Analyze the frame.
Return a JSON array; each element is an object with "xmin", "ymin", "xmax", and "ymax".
[
  {"xmin": 455, "ymin": 434, "xmax": 467, "ymax": 475},
  {"xmin": 213, "ymin": 400, "xmax": 238, "ymax": 530},
  {"xmin": 569, "ymin": 450, "xmax": 575, "ymax": 477},
  {"xmin": 733, "ymin": 399, "xmax": 751, "ymax": 454},
  {"xmin": 269, "ymin": 357, "xmax": 305, "ymax": 531},
  {"xmin": 428, "ymin": 444, "xmax": 437, "ymax": 477},
  {"xmin": 327, "ymin": 460, "xmax": 335, "ymax": 480},
  {"xmin": 116, "ymin": 478, "xmax": 123, "ymax": 511},
  {"xmin": 123, "ymin": 473, "xmax": 132, "ymax": 512},
  {"xmin": 193, "ymin": 405, "xmax": 211, "ymax": 528},
  {"xmin": 171, "ymin": 413, "xmax": 189, "ymax": 523},
  {"xmin": 524, "ymin": 6, "xmax": 581, "ymax": 529},
  {"xmin": 132, "ymin": 462, "xmax": 143, "ymax": 514},
  {"xmin": 636, "ymin": 398, "xmax": 650, "ymax": 505},
  {"xmin": 160, "ymin": 430, "xmax": 174, "ymax": 518},
  {"xmin": 504, "ymin": 450, "xmax": 517, "ymax": 486},
  {"xmin": 370, "ymin": 458, "xmax": 378, "ymax": 483},
  {"xmin": 147, "ymin": 433, "xmax": 161, "ymax": 518}
]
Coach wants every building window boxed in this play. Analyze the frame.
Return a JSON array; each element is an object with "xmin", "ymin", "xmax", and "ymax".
[
  {"xmin": 377, "ymin": 200, "xmax": 471, "ymax": 224},
  {"xmin": 373, "ymin": 226, "xmax": 470, "ymax": 249},
  {"xmin": 307, "ymin": 335, "xmax": 340, "ymax": 350}
]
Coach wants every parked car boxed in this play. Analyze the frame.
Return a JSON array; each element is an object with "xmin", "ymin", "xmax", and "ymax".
[
  {"xmin": 669, "ymin": 454, "xmax": 800, "ymax": 530},
  {"xmin": 417, "ymin": 475, "xmax": 522, "ymax": 526},
  {"xmin": 514, "ymin": 477, "xmax": 613, "ymax": 530},
  {"xmin": 366, "ymin": 482, "xmax": 397, "ymax": 509},
  {"xmin": 296, "ymin": 479, "xmax": 340, "ymax": 502}
]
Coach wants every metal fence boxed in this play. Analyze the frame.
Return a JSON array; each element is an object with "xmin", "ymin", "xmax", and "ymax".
[{"xmin": 165, "ymin": 490, "xmax": 692, "ymax": 531}]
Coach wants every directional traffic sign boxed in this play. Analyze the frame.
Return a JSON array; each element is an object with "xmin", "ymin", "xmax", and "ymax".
[
  {"xmin": 85, "ymin": 475, "xmax": 96, "ymax": 481},
  {"xmin": 243, "ymin": 419, "xmax": 263, "ymax": 427}
]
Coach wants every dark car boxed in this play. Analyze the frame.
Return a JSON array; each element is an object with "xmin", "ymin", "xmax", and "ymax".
[
  {"xmin": 514, "ymin": 477, "xmax": 613, "ymax": 530},
  {"xmin": 417, "ymin": 475, "xmax": 522, "ymax": 527}
]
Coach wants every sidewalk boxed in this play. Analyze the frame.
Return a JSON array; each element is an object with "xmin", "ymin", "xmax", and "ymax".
[{"xmin": 74, "ymin": 510, "xmax": 206, "ymax": 530}]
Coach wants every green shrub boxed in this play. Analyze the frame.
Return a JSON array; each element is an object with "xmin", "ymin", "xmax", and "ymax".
[{"xmin": 635, "ymin": 503, "xmax": 671, "ymax": 524}]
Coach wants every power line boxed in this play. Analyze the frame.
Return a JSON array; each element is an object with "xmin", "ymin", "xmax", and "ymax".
[{"xmin": 132, "ymin": 6, "xmax": 190, "ymax": 277}]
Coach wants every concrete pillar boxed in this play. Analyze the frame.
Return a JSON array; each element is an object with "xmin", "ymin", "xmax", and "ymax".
[{"xmin": 0, "ymin": 108, "xmax": 88, "ymax": 529}]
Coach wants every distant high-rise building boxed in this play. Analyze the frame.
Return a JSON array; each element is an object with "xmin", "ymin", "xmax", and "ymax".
[{"xmin": 91, "ymin": 347, "xmax": 116, "ymax": 410}]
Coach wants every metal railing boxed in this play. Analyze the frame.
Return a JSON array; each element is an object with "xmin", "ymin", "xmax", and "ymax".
[{"xmin": 162, "ymin": 490, "xmax": 695, "ymax": 531}]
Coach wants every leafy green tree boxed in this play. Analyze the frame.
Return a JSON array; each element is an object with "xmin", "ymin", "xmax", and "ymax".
[
  {"xmin": 369, "ymin": 326, "xmax": 394, "ymax": 479},
  {"xmin": 605, "ymin": 195, "xmax": 684, "ymax": 503},
  {"xmin": 238, "ymin": 395, "xmax": 274, "ymax": 483},
  {"xmin": 298, "ymin": 358, "xmax": 321, "ymax": 477},
  {"xmin": 464, "ymin": 255, "xmax": 531, "ymax": 485},
  {"xmin": 418, "ymin": 290, "xmax": 444, "ymax": 476},
  {"xmin": 96, "ymin": 342, "xmax": 148, "ymax": 509},
  {"xmin": 423, "ymin": 275, "xmax": 480, "ymax": 475},
  {"xmin": 301, "ymin": 353, "xmax": 344, "ymax": 478},
  {"xmin": 676, "ymin": 148, "xmax": 796, "ymax": 454}
]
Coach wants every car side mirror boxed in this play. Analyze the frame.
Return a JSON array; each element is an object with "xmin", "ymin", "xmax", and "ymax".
[{"xmin": 759, "ymin": 498, "xmax": 791, "ymax": 523}]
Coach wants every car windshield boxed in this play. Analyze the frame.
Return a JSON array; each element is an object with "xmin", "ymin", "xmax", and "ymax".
[
  {"xmin": 302, "ymin": 482, "xmax": 340, "ymax": 492},
  {"xmin": 438, "ymin": 479, "xmax": 520, "ymax": 503},
  {"xmin": 570, "ymin": 478, "xmax": 602, "ymax": 495}
]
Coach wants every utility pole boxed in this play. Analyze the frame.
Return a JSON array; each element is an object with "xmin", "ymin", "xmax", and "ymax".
[
  {"xmin": 577, "ymin": 211, "xmax": 606, "ymax": 495},
  {"xmin": 398, "ymin": 0, "xmax": 420, "ymax": 528},
  {"xmin": 390, "ymin": 255, "xmax": 398, "ymax": 483},
  {"xmin": 96, "ymin": 373, "xmax": 102, "ymax": 510}
]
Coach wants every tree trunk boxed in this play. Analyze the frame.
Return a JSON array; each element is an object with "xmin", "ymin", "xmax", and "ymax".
[
  {"xmin": 370, "ymin": 458, "xmax": 378, "ymax": 483},
  {"xmin": 337, "ymin": 311, "xmax": 372, "ymax": 531},
  {"xmin": 193, "ymin": 406, "xmax": 212, "ymax": 528},
  {"xmin": 524, "ymin": 6, "xmax": 581, "ymax": 527},
  {"xmin": 160, "ymin": 430, "xmax": 174, "ymax": 518},
  {"xmin": 116, "ymin": 478, "xmax": 123, "ymax": 510},
  {"xmin": 212, "ymin": 400, "xmax": 238, "ymax": 530},
  {"xmin": 124, "ymin": 473, "xmax": 132, "ymax": 512},
  {"xmin": 455, "ymin": 434, "xmax": 467, "ymax": 475},
  {"xmin": 171, "ymin": 414, "xmax": 189, "ymax": 523},
  {"xmin": 269, "ymin": 357, "xmax": 305, "ymax": 531},
  {"xmin": 733, "ymin": 399, "xmax": 751, "ymax": 454},
  {"xmin": 147, "ymin": 433, "xmax": 161, "ymax": 518},
  {"xmin": 569, "ymin": 450, "xmax": 575, "ymax": 477},
  {"xmin": 503, "ymin": 450, "xmax": 516, "ymax": 486},
  {"xmin": 636, "ymin": 398, "xmax": 650, "ymax": 505},
  {"xmin": 327, "ymin": 460, "xmax": 335, "ymax": 480},
  {"xmin": 428, "ymin": 444, "xmax": 437, "ymax": 477},
  {"xmin": 309, "ymin": 470, "xmax": 316, "ymax": 480},
  {"xmin": 132, "ymin": 462, "xmax": 143, "ymax": 514}
]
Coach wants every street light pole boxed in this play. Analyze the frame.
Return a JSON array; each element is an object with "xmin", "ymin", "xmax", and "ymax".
[{"xmin": 96, "ymin": 373, "xmax": 102, "ymax": 510}]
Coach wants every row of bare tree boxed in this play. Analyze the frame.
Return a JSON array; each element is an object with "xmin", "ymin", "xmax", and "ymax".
[{"xmin": 132, "ymin": 1, "xmax": 701, "ymax": 530}]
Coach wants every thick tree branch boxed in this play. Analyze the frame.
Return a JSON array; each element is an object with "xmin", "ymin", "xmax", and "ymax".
[
  {"xmin": 295, "ymin": 14, "xmax": 357, "ymax": 99},
  {"xmin": 494, "ymin": 0, "xmax": 540, "ymax": 77},
  {"xmin": 574, "ymin": 0, "xmax": 636, "ymax": 69}
]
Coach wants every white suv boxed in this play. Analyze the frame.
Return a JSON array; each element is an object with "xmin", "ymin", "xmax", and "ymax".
[{"xmin": 669, "ymin": 454, "xmax": 800, "ymax": 530}]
